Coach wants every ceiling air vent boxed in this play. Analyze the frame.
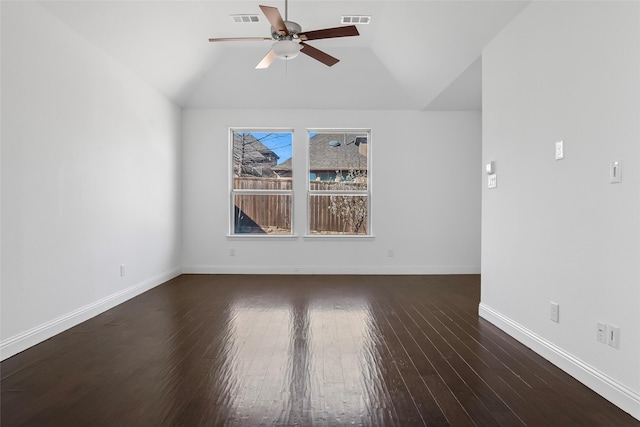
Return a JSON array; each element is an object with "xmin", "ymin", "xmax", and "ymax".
[
  {"xmin": 230, "ymin": 14, "xmax": 260, "ymax": 23},
  {"xmin": 341, "ymin": 15, "xmax": 371, "ymax": 24}
]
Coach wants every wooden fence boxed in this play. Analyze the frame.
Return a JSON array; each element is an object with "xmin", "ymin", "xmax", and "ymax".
[
  {"xmin": 234, "ymin": 177, "xmax": 367, "ymax": 234},
  {"xmin": 234, "ymin": 177, "xmax": 291, "ymax": 233}
]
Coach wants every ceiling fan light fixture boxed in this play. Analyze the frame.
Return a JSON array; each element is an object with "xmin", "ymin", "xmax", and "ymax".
[
  {"xmin": 272, "ymin": 40, "xmax": 301, "ymax": 60},
  {"xmin": 210, "ymin": 2, "xmax": 360, "ymax": 68}
]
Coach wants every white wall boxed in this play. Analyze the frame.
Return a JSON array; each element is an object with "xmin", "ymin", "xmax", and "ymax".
[
  {"xmin": 182, "ymin": 109, "xmax": 481, "ymax": 274},
  {"xmin": 1, "ymin": 1, "xmax": 182, "ymax": 360},
  {"xmin": 481, "ymin": 1, "xmax": 640, "ymax": 419}
]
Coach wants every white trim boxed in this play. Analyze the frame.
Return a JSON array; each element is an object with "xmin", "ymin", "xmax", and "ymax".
[
  {"xmin": 302, "ymin": 234, "xmax": 375, "ymax": 239},
  {"xmin": 229, "ymin": 128, "xmax": 295, "ymax": 236},
  {"xmin": 226, "ymin": 234, "xmax": 299, "ymax": 239},
  {"xmin": 0, "ymin": 267, "xmax": 181, "ymax": 362},
  {"xmin": 479, "ymin": 302, "xmax": 640, "ymax": 421},
  {"xmin": 306, "ymin": 128, "xmax": 372, "ymax": 236},
  {"xmin": 182, "ymin": 265, "xmax": 480, "ymax": 275}
]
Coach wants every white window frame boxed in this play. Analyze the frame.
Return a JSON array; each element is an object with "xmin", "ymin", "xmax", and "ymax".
[
  {"xmin": 306, "ymin": 129, "xmax": 372, "ymax": 237},
  {"xmin": 228, "ymin": 128, "xmax": 295, "ymax": 237}
]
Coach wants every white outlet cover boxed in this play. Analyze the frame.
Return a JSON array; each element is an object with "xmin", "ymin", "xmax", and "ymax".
[
  {"xmin": 550, "ymin": 302, "xmax": 559, "ymax": 322},
  {"xmin": 597, "ymin": 322, "xmax": 607, "ymax": 344},
  {"xmin": 555, "ymin": 140, "xmax": 564, "ymax": 160}
]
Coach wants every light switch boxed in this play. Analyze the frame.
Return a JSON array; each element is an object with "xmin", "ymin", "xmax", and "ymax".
[
  {"xmin": 488, "ymin": 174, "xmax": 497, "ymax": 189},
  {"xmin": 610, "ymin": 161, "xmax": 621, "ymax": 183},
  {"xmin": 608, "ymin": 325, "xmax": 620, "ymax": 349}
]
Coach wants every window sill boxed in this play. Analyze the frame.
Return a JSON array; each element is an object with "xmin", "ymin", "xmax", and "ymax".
[
  {"xmin": 303, "ymin": 234, "xmax": 375, "ymax": 239},
  {"xmin": 226, "ymin": 234, "xmax": 299, "ymax": 240}
]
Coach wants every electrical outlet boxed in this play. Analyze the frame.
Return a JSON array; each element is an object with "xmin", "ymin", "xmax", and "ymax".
[
  {"xmin": 608, "ymin": 325, "xmax": 620, "ymax": 349},
  {"xmin": 120, "ymin": 264, "xmax": 126, "ymax": 277},
  {"xmin": 229, "ymin": 248, "xmax": 236, "ymax": 257},
  {"xmin": 596, "ymin": 322, "xmax": 607, "ymax": 344},
  {"xmin": 550, "ymin": 302, "xmax": 559, "ymax": 322},
  {"xmin": 555, "ymin": 140, "xmax": 564, "ymax": 160},
  {"xmin": 387, "ymin": 248, "xmax": 395, "ymax": 257}
]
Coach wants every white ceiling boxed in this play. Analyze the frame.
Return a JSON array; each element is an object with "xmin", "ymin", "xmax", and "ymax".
[{"xmin": 38, "ymin": 0, "xmax": 530, "ymax": 110}]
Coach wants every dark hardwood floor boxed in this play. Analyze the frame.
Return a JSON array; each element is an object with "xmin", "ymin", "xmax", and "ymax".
[{"xmin": 1, "ymin": 274, "xmax": 638, "ymax": 426}]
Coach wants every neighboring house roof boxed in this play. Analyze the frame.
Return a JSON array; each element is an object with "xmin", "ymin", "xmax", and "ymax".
[
  {"xmin": 272, "ymin": 133, "xmax": 368, "ymax": 173},
  {"xmin": 233, "ymin": 133, "xmax": 279, "ymax": 164},
  {"xmin": 272, "ymin": 157, "xmax": 292, "ymax": 173},
  {"xmin": 233, "ymin": 133, "xmax": 280, "ymax": 177}
]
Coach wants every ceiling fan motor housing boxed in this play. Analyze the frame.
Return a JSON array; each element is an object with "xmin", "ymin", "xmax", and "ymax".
[{"xmin": 271, "ymin": 21, "xmax": 302, "ymax": 40}]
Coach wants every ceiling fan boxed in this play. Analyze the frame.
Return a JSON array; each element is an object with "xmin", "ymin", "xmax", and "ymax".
[{"xmin": 208, "ymin": 0, "xmax": 359, "ymax": 69}]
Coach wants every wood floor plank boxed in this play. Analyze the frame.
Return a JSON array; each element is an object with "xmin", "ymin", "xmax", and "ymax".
[
  {"xmin": 2, "ymin": 274, "xmax": 638, "ymax": 426},
  {"xmin": 406, "ymin": 282, "xmax": 596, "ymax": 426},
  {"xmin": 424, "ymin": 294, "xmax": 618, "ymax": 426},
  {"xmin": 368, "ymin": 295, "xmax": 449, "ymax": 425}
]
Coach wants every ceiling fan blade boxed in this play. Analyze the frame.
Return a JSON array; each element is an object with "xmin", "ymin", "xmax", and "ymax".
[
  {"xmin": 298, "ymin": 25, "xmax": 359, "ymax": 41},
  {"xmin": 259, "ymin": 5, "xmax": 288, "ymax": 35},
  {"xmin": 299, "ymin": 43, "xmax": 339, "ymax": 67},
  {"xmin": 209, "ymin": 37, "xmax": 272, "ymax": 42},
  {"xmin": 255, "ymin": 49, "xmax": 277, "ymax": 69}
]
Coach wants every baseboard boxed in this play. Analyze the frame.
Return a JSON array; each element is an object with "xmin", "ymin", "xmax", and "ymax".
[
  {"xmin": 182, "ymin": 265, "xmax": 481, "ymax": 275},
  {"xmin": 479, "ymin": 302, "xmax": 640, "ymax": 421},
  {"xmin": 0, "ymin": 267, "xmax": 182, "ymax": 362}
]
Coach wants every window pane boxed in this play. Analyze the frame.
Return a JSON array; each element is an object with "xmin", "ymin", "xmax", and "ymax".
[
  {"xmin": 308, "ymin": 133, "xmax": 368, "ymax": 189},
  {"xmin": 232, "ymin": 131, "xmax": 292, "ymax": 188},
  {"xmin": 308, "ymin": 194, "xmax": 368, "ymax": 235},
  {"xmin": 230, "ymin": 130, "xmax": 293, "ymax": 236},
  {"xmin": 234, "ymin": 194, "xmax": 292, "ymax": 234}
]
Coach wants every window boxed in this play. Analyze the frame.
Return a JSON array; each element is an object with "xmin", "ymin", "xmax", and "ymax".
[
  {"xmin": 307, "ymin": 130, "xmax": 370, "ymax": 235},
  {"xmin": 230, "ymin": 130, "xmax": 293, "ymax": 235}
]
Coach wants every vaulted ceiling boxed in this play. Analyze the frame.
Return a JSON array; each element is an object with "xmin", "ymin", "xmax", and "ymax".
[{"xmin": 38, "ymin": 0, "xmax": 530, "ymax": 110}]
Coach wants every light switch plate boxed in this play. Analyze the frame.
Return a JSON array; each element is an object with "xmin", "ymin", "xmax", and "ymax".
[
  {"xmin": 608, "ymin": 325, "xmax": 620, "ymax": 348},
  {"xmin": 488, "ymin": 174, "xmax": 497, "ymax": 189},
  {"xmin": 610, "ymin": 161, "xmax": 621, "ymax": 183}
]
